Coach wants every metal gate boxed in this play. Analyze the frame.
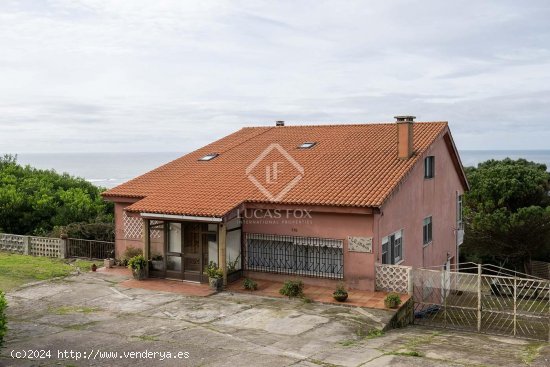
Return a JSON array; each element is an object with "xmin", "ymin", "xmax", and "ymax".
[{"xmin": 413, "ymin": 263, "xmax": 550, "ymax": 341}]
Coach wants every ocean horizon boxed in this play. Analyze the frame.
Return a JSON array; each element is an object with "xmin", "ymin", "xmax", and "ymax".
[{"xmin": 6, "ymin": 150, "xmax": 550, "ymax": 189}]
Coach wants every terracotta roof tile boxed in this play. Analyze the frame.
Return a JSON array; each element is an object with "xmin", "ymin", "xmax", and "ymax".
[{"xmin": 102, "ymin": 122, "xmax": 448, "ymax": 216}]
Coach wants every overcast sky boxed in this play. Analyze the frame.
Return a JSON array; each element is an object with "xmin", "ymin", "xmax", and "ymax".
[{"xmin": 1, "ymin": 0, "xmax": 549, "ymax": 153}]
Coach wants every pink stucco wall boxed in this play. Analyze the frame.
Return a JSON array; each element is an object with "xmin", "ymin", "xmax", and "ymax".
[
  {"xmin": 242, "ymin": 207, "xmax": 376, "ymax": 290},
  {"xmin": 114, "ymin": 201, "xmax": 164, "ymax": 258},
  {"xmin": 374, "ymin": 130, "xmax": 464, "ymax": 269},
  {"xmin": 114, "ymin": 201, "xmax": 141, "ymax": 258}
]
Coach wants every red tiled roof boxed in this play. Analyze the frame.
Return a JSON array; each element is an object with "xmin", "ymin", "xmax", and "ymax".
[{"xmin": 102, "ymin": 122, "xmax": 449, "ymax": 217}]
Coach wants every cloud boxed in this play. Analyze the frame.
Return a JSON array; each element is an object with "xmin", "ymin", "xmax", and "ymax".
[{"xmin": 0, "ymin": 0, "xmax": 550, "ymax": 152}]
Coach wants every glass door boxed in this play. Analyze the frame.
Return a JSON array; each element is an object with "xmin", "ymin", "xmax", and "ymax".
[
  {"xmin": 164, "ymin": 222, "xmax": 218, "ymax": 282},
  {"xmin": 166, "ymin": 222, "xmax": 183, "ymax": 279},
  {"xmin": 183, "ymin": 223, "xmax": 202, "ymax": 281}
]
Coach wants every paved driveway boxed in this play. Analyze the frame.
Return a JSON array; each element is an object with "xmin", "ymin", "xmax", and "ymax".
[{"xmin": 1, "ymin": 272, "xmax": 549, "ymax": 367}]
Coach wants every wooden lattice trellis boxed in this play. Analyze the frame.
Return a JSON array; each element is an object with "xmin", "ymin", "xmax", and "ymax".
[{"xmin": 123, "ymin": 211, "xmax": 162, "ymax": 240}]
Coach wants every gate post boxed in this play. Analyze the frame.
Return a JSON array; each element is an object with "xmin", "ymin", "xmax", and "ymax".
[
  {"xmin": 23, "ymin": 236, "xmax": 30, "ymax": 255},
  {"xmin": 513, "ymin": 277, "xmax": 517, "ymax": 337},
  {"xmin": 59, "ymin": 235, "xmax": 67, "ymax": 259},
  {"xmin": 477, "ymin": 263, "xmax": 482, "ymax": 332},
  {"xmin": 407, "ymin": 267, "xmax": 413, "ymax": 295}
]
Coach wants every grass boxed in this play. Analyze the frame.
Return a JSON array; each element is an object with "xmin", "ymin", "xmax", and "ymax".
[
  {"xmin": 0, "ymin": 252, "xmax": 97, "ymax": 291},
  {"xmin": 338, "ymin": 328, "xmax": 385, "ymax": 347},
  {"xmin": 388, "ymin": 350, "xmax": 423, "ymax": 357},
  {"xmin": 521, "ymin": 343, "xmax": 544, "ymax": 365},
  {"xmin": 49, "ymin": 306, "xmax": 101, "ymax": 315}
]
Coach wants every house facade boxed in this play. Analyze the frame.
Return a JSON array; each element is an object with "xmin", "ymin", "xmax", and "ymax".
[{"xmin": 102, "ymin": 116, "xmax": 468, "ymax": 291}]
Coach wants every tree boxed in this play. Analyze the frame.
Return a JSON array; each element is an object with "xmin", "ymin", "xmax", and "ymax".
[
  {"xmin": 0, "ymin": 291, "xmax": 6, "ymax": 348},
  {"xmin": 0, "ymin": 154, "xmax": 113, "ymax": 238},
  {"xmin": 462, "ymin": 158, "xmax": 550, "ymax": 273}
]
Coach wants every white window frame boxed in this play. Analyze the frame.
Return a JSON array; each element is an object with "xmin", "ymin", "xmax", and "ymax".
[
  {"xmin": 423, "ymin": 216, "xmax": 433, "ymax": 246},
  {"xmin": 381, "ymin": 229, "xmax": 404, "ymax": 265}
]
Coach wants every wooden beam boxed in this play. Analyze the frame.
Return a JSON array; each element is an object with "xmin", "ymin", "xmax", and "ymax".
[
  {"xmin": 218, "ymin": 224, "xmax": 227, "ymax": 286},
  {"xmin": 143, "ymin": 218, "xmax": 150, "ymax": 277}
]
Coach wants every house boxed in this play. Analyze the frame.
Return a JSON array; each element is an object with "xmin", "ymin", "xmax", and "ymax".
[{"xmin": 102, "ymin": 116, "xmax": 468, "ymax": 291}]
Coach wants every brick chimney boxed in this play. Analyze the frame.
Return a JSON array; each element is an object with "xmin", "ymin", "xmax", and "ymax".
[{"xmin": 395, "ymin": 115, "xmax": 415, "ymax": 159}]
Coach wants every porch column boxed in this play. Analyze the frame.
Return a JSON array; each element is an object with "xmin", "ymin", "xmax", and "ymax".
[
  {"xmin": 143, "ymin": 218, "xmax": 150, "ymax": 277},
  {"xmin": 219, "ymin": 223, "xmax": 227, "ymax": 286}
]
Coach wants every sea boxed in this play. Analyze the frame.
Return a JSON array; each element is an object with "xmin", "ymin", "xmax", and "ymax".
[{"xmin": 9, "ymin": 150, "xmax": 550, "ymax": 189}]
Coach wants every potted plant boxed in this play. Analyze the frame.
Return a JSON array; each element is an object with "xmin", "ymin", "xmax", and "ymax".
[
  {"xmin": 205, "ymin": 261, "xmax": 223, "ymax": 291},
  {"xmin": 332, "ymin": 282, "xmax": 348, "ymax": 302},
  {"xmin": 104, "ymin": 250, "xmax": 115, "ymax": 269},
  {"xmin": 243, "ymin": 278, "xmax": 258, "ymax": 291},
  {"xmin": 128, "ymin": 255, "xmax": 147, "ymax": 280},
  {"xmin": 279, "ymin": 279, "xmax": 304, "ymax": 298},
  {"xmin": 150, "ymin": 254, "xmax": 164, "ymax": 271},
  {"xmin": 384, "ymin": 293, "xmax": 402, "ymax": 309},
  {"xmin": 226, "ymin": 254, "xmax": 241, "ymax": 283}
]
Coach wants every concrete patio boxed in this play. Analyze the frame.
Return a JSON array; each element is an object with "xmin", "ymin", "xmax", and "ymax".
[{"xmin": 1, "ymin": 270, "xmax": 548, "ymax": 366}]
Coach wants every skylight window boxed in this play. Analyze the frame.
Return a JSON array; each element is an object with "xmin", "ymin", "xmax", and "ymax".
[
  {"xmin": 298, "ymin": 142, "xmax": 316, "ymax": 149},
  {"xmin": 198, "ymin": 153, "xmax": 219, "ymax": 161}
]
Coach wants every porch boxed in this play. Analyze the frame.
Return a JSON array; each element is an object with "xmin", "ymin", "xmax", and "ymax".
[
  {"xmin": 139, "ymin": 216, "xmax": 242, "ymax": 284},
  {"xmin": 227, "ymin": 277, "xmax": 410, "ymax": 310}
]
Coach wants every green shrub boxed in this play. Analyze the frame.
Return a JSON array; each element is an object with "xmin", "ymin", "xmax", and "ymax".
[
  {"xmin": 205, "ymin": 261, "xmax": 223, "ymax": 279},
  {"xmin": 0, "ymin": 154, "xmax": 113, "ymax": 236},
  {"xmin": 384, "ymin": 293, "xmax": 402, "ymax": 308},
  {"xmin": 227, "ymin": 254, "xmax": 240, "ymax": 273},
  {"xmin": 243, "ymin": 278, "xmax": 258, "ymax": 290},
  {"xmin": 279, "ymin": 280, "xmax": 304, "ymax": 298},
  {"xmin": 127, "ymin": 255, "xmax": 147, "ymax": 270},
  {"xmin": 121, "ymin": 246, "xmax": 142, "ymax": 266},
  {"xmin": 0, "ymin": 291, "xmax": 7, "ymax": 348}
]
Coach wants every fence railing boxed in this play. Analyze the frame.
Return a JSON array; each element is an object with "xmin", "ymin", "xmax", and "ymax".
[
  {"xmin": 66, "ymin": 238, "xmax": 114, "ymax": 260},
  {"xmin": 0, "ymin": 232, "xmax": 114, "ymax": 260},
  {"xmin": 0, "ymin": 233, "xmax": 26, "ymax": 254},
  {"xmin": 413, "ymin": 263, "xmax": 550, "ymax": 341},
  {"xmin": 0, "ymin": 233, "xmax": 63, "ymax": 258}
]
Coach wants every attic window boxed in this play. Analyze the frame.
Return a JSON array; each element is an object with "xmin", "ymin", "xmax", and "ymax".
[
  {"xmin": 298, "ymin": 142, "xmax": 316, "ymax": 149},
  {"xmin": 198, "ymin": 153, "xmax": 219, "ymax": 161}
]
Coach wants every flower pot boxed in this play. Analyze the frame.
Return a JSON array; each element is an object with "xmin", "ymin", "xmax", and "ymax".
[
  {"xmin": 132, "ymin": 268, "xmax": 146, "ymax": 280},
  {"xmin": 333, "ymin": 292, "xmax": 348, "ymax": 302},
  {"xmin": 209, "ymin": 277, "xmax": 222, "ymax": 291},
  {"xmin": 384, "ymin": 299, "xmax": 399, "ymax": 309},
  {"xmin": 151, "ymin": 260, "xmax": 164, "ymax": 271},
  {"xmin": 104, "ymin": 259, "xmax": 114, "ymax": 269}
]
